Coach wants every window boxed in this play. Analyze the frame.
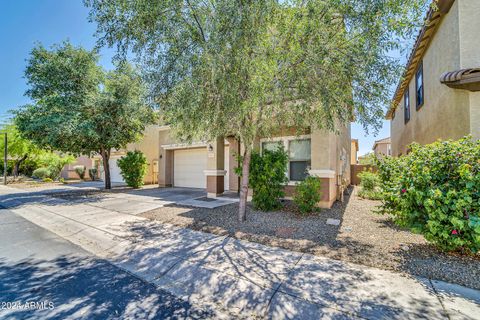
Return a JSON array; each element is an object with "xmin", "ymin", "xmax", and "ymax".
[
  {"xmin": 288, "ymin": 139, "xmax": 311, "ymax": 181},
  {"xmin": 416, "ymin": 62, "xmax": 424, "ymax": 109},
  {"xmin": 261, "ymin": 141, "xmax": 282, "ymax": 152},
  {"xmin": 404, "ymin": 88, "xmax": 410, "ymax": 123},
  {"xmin": 261, "ymin": 137, "xmax": 311, "ymax": 182}
]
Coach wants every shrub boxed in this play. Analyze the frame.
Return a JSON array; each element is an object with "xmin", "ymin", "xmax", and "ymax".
[
  {"xmin": 293, "ymin": 176, "xmax": 322, "ymax": 214},
  {"xmin": 32, "ymin": 167, "xmax": 51, "ymax": 179},
  {"xmin": 377, "ymin": 137, "xmax": 480, "ymax": 253},
  {"xmin": 36, "ymin": 153, "xmax": 75, "ymax": 180},
  {"xmin": 117, "ymin": 150, "xmax": 147, "ymax": 188},
  {"xmin": 42, "ymin": 177, "xmax": 53, "ymax": 183},
  {"xmin": 74, "ymin": 165, "xmax": 86, "ymax": 179},
  {"xmin": 247, "ymin": 147, "xmax": 289, "ymax": 211},
  {"xmin": 89, "ymin": 168, "xmax": 98, "ymax": 181},
  {"xmin": 357, "ymin": 170, "xmax": 382, "ymax": 200}
]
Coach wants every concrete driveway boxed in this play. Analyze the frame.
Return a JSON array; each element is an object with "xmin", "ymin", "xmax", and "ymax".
[
  {"xmin": 59, "ymin": 187, "xmax": 207, "ymax": 215},
  {"xmin": 1, "ymin": 185, "xmax": 479, "ymax": 319}
]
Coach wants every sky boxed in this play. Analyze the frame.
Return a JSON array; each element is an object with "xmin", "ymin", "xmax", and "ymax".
[{"xmin": 0, "ymin": 0, "xmax": 391, "ymax": 156}]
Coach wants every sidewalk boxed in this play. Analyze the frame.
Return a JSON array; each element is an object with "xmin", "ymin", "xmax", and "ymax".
[{"xmin": 0, "ymin": 185, "xmax": 479, "ymax": 319}]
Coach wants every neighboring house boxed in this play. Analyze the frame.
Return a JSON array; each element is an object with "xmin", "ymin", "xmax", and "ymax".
[
  {"xmin": 94, "ymin": 125, "xmax": 162, "ymax": 185},
  {"xmin": 386, "ymin": 0, "xmax": 480, "ymax": 156},
  {"xmin": 372, "ymin": 137, "xmax": 391, "ymax": 158},
  {"xmin": 60, "ymin": 156, "xmax": 93, "ymax": 180},
  {"xmin": 351, "ymin": 139, "xmax": 359, "ymax": 164},
  {"xmin": 156, "ymin": 125, "xmax": 351, "ymax": 208}
]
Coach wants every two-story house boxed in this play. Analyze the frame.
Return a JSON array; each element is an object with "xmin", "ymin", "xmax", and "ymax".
[{"xmin": 386, "ymin": 0, "xmax": 480, "ymax": 156}]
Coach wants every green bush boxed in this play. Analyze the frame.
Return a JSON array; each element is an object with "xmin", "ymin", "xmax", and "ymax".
[
  {"xmin": 293, "ymin": 176, "xmax": 322, "ymax": 214},
  {"xmin": 377, "ymin": 137, "xmax": 480, "ymax": 253},
  {"xmin": 89, "ymin": 168, "xmax": 98, "ymax": 181},
  {"xmin": 357, "ymin": 170, "xmax": 382, "ymax": 200},
  {"xmin": 32, "ymin": 167, "xmax": 51, "ymax": 179},
  {"xmin": 247, "ymin": 147, "xmax": 289, "ymax": 211},
  {"xmin": 36, "ymin": 153, "xmax": 75, "ymax": 180},
  {"xmin": 117, "ymin": 150, "xmax": 147, "ymax": 188},
  {"xmin": 74, "ymin": 165, "xmax": 86, "ymax": 179},
  {"xmin": 42, "ymin": 177, "xmax": 53, "ymax": 183}
]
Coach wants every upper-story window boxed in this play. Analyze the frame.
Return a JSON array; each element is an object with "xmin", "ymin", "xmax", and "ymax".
[
  {"xmin": 416, "ymin": 61, "xmax": 424, "ymax": 109},
  {"xmin": 404, "ymin": 88, "xmax": 410, "ymax": 123}
]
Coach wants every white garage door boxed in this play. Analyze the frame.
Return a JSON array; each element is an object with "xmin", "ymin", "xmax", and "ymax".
[
  {"xmin": 109, "ymin": 157, "xmax": 125, "ymax": 183},
  {"xmin": 174, "ymin": 148, "xmax": 207, "ymax": 188}
]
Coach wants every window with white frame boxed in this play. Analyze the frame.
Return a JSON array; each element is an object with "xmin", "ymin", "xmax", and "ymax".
[{"xmin": 261, "ymin": 137, "xmax": 311, "ymax": 182}]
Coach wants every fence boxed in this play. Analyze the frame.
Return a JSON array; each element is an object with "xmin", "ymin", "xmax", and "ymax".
[{"xmin": 351, "ymin": 164, "xmax": 377, "ymax": 185}]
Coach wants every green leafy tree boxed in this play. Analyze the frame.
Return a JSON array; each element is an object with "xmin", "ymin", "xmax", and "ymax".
[
  {"xmin": 358, "ymin": 152, "xmax": 377, "ymax": 166},
  {"xmin": 0, "ymin": 123, "xmax": 43, "ymax": 178},
  {"xmin": 14, "ymin": 42, "xmax": 156, "ymax": 189},
  {"xmin": 86, "ymin": 0, "xmax": 428, "ymax": 220},
  {"xmin": 117, "ymin": 150, "xmax": 148, "ymax": 188}
]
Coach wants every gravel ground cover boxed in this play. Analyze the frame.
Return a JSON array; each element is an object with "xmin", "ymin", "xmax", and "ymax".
[{"xmin": 140, "ymin": 187, "xmax": 480, "ymax": 290}]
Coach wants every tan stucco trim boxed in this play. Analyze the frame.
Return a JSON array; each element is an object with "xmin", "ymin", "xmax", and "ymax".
[
  {"xmin": 308, "ymin": 169, "xmax": 336, "ymax": 178},
  {"xmin": 203, "ymin": 170, "xmax": 227, "ymax": 176}
]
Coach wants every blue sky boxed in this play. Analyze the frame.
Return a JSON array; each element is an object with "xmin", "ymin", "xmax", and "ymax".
[{"xmin": 0, "ymin": 0, "xmax": 391, "ymax": 156}]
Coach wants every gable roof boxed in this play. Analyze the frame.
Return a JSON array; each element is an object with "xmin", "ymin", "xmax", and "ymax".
[
  {"xmin": 386, "ymin": 0, "xmax": 455, "ymax": 120},
  {"xmin": 373, "ymin": 137, "xmax": 391, "ymax": 150}
]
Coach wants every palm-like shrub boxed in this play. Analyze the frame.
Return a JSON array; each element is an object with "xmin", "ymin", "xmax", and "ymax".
[
  {"xmin": 88, "ymin": 168, "xmax": 98, "ymax": 181},
  {"xmin": 74, "ymin": 165, "xmax": 86, "ymax": 179}
]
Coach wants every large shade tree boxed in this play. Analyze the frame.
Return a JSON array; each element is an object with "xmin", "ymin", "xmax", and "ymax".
[
  {"xmin": 86, "ymin": 0, "xmax": 428, "ymax": 220},
  {"xmin": 15, "ymin": 42, "xmax": 156, "ymax": 189}
]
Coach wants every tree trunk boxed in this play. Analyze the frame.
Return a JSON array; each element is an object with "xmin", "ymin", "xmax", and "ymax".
[
  {"xmin": 238, "ymin": 147, "xmax": 252, "ymax": 222},
  {"xmin": 13, "ymin": 154, "xmax": 28, "ymax": 179},
  {"xmin": 101, "ymin": 148, "xmax": 111, "ymax": 189}
]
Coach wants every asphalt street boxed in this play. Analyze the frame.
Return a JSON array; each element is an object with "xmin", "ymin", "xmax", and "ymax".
[{"xmin": 0, "ymin": 208, "xmax": 214, "ymax": 320}]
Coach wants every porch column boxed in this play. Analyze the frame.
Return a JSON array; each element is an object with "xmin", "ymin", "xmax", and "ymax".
[
  {"xmin": 158, "ymin": 148, "xmax": 173, "ymax": 187},
  {"xmin": 205, "ymin": 137, "xmax": 226, "ymax": 197},
  {"xmin": 309, "ymin": 129, "xmax": 337, "ymax": 208},
  {"xmin": 226, "ymin": 136, "xmax": 240, "ymax": 192}
]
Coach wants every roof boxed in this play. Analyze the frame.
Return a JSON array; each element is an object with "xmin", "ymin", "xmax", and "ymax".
[
  {"xmin": 440, "ymin": 68, "xmax": 480, "ymax": 91},
  {"xmin": 373, "ymin": 137, "xmax": 391, "ymax": 150},
  {"xmin": 386, "ymin": 0, "xmax": 455, "ymax": 120},
  {"xmin": 351, "ymin": 139, "xmax": 359, "ymax": 151}
]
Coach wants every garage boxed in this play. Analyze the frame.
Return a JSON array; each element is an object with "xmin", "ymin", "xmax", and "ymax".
[
  {"xmin": 172, "ymin": 146, "xmax": 230, "ymax": 190},
  {"xmin": 109, "ymin": 157, "xmax": 125, "ymax": 183},
  {"xmin": 174, "ymin": 148, "xmax": 207, "ymax": 188}
]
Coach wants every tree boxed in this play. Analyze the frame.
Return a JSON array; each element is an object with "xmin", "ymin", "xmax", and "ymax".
[
  {"xmin": 15, "ymin": 42, "xmax": 156, "ymax": 189},
  {"xmin": 358, "ymin": 152, "xmax": 376, "ymax": 165},
  {"xmin": 0, "ymin": 123, "xmax": 42, "ymax": 178},
  {"xmin": 86, "ymin": 0, "xmax": 428, "ymax": 220}
]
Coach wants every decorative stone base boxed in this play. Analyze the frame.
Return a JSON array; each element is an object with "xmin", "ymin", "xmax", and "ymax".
[{"xmin": 206, "ymin": 175, "xmax": 224, "ymax": 196}]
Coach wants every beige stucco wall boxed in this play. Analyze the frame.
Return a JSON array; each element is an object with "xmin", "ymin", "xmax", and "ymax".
[
  {"xmin": 458, "ymin": 0, "xmax": 480, "ymax": 68},
  {"xmin": 126, "ymin": 125, "xmax": 162, "ymax": 184},
  {"xmin": 374, "ymin": 143, "xmax": 390, "ymax": 158},
  {"xmin": 470, "ymin": 92, "xmax": 480, "ymax": 140},
  {"xmin": 61, "ymin": 155, "xmax": 93, "ymax": 179},
  {"xmin": 350, "ymin": 141, "xmax": 358, "ymax": 165},
  {"xmin": 390, "ymin": 0, "xmax": 473, "ymax": 156}
]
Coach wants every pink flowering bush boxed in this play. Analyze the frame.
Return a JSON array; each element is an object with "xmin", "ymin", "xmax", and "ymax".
[{"xmin": 376, "ymin": 137, "xmax": 480, "ymax": 253}]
